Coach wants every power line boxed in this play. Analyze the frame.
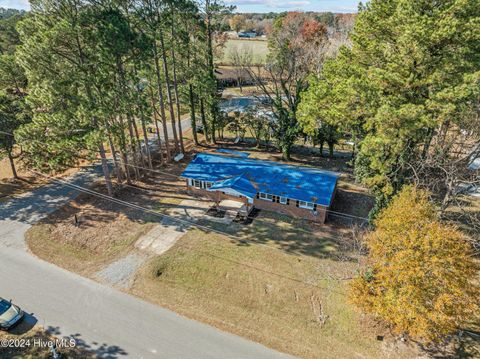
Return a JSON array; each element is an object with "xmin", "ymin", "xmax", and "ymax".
[
  {"xmin": 114, "ymin": 156, "xmax": 370, "ymax": 222},
  {"xmin": 2, "ymin": 129, "xmax": 359, "ymax": 289},
  {"xmin": 24, "ymin": 167, "xmax": 351, "ymax": 292},
  {"xmin": 1, "ymin": 129, "xmax": 369, "ymax": 221}
]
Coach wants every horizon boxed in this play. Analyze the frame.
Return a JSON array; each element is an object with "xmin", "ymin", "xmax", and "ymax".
[{"xmin": 1, "ymin": 0, "xmax": 360, "ymax": 13}]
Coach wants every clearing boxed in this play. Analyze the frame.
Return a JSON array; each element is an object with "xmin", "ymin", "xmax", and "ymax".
[{"xmin": 218, "ymin": 38, "xmax": 269, "ymax": 65}]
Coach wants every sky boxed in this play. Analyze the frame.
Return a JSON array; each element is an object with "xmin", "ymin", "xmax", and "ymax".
[
  {"xmin": 226, "ymin": 0, "xmax": 360, "ymax": 13},
  {"xmin": 1, "ymin": 0, "xmax": 360, "ymax": 13}
]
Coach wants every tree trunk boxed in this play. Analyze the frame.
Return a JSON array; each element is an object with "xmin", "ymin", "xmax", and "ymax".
[
  {"xmin": 7, "ymin": 150, "xmax": 18, "ymax": 180},
  {"xmin": 211, "ymin": 116, "xmax": 216, "ymax": 144},
  {"xmin": 282, "ymin": 145, "xmax": 291, "ymax": 161},
  {"xmin": 98, "ymin": 142, "xmax": 114, "ymax": 197},
  {"xmin": 149, "ymin": 86, "xmax": 164, "ymax": 165},
  {"xmin": 153, "ymin": 43, "xmax": 171, "ymax": 162},
  {"xmin": 319, "ymin": 141, "xmax": 324, "ymax": 157},
  {"xmin": 205, "ymin": 0, "xmax": 218, "ymax": 145},
  {"xmin": 200, "ymin": 98, "xmax": 210, "ymax": 143},
  {"xmin": 120, "ymin": 149, "xmax": 132, "ymax": 185},
  {"xmin": 132, "ymin": 116, "xmax": 147, "ymax": 171},
  {"xmin": 159, "ymin": 31, "xmax": 180, "ymax": 154},
  {"xmin": 140, "ymin": 119, "xmax": 153, "ymax": 170},
  {"xmin": 189, "ymin": 84, "xmax": 199, "ymax": 145},
  {"xmin": 117, "ymin": 115, "xmax": 132, "ymax": 184},
  {"xmin": 107, "ymin": 130, "xmax": 123, "ymax": 184},
  {"xmin": 328, "ymin": 142, "xmax": 334, "ymax": 158},
  {"xmin": 133, "ymin": 65, "xmax": 153, "ymax": 169},
  {"xmin": 126, "ymin": 114, "xmax": 140, "ymax": 180},
  {"xmin": 170, "ymin": 16, "xmax": 185, "ymax": 153}
]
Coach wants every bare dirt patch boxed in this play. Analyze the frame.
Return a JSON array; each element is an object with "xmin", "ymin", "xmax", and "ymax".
[{"xmin": 0, "ymin": 157, "xmax": 88, "ymax": 202}]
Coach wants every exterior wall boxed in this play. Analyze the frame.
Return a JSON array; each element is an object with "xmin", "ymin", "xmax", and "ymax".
[
  {"xmin": 186, "ymin": 180, "xmax": 327, "ymax": 223},
  {"xmin": 187, "ymin": 182, "xmax": 252, "ymax": 209},
  {"xmin": 253, "ymin": 198, "xmax": 327, "ymax": 223}
]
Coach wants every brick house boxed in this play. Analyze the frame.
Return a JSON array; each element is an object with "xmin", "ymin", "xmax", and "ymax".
[{"xmin": 181, "ymin": 152, "xmax": 339, "ymax": 223}]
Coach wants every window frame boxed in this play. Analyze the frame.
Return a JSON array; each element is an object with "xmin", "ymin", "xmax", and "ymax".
[
  {"xmin": 298, "ymin": 201, "xmax": 315, "ymax": 210},
  {"xmin": 259, "ymin": 192, "xmax": 274, "ymax": 202}
]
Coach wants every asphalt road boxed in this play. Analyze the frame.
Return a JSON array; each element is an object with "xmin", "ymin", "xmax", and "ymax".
[{"xmin": 0, "ymin": 166, "xmax": 291, "ymax": 359}]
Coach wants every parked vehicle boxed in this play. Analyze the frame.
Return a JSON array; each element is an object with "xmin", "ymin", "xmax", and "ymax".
[{"xmin": 0, "ymin": 298, "xmax": 24, "ymax": 330}]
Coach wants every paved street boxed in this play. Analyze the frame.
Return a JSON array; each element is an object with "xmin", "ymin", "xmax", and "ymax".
[{"xmin": 0, "ymin": 166, "xmax": 291, "ymax": 359}]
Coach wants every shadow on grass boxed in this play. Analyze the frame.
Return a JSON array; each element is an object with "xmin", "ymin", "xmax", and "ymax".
[{"xmin": 46, "ymin": 326, "xmax": 128, "ymax": 358}]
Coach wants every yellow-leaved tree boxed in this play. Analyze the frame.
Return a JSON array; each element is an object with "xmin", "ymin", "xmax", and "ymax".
[{"xmin": 350, "ymin": 186, "xmax": 479, "ymax": 342}]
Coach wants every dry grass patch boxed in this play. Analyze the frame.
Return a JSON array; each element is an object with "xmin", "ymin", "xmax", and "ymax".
[
  {"xmin": 0, "ymin": 326, "xmax": 95, "ymax": 359},
  {"xmin": 25, "ymin": 163, "xmax": 195, "ymax": 276},
  {"xmin": 26, "ymin": 190, "xmax": 155, "ymax": 276},
  {"xmin": 217, "ymin": 38, "xmax": 269, "ymax": 65},
  {"xmin": 131, "ymin": 228, "xmax": 385, "ymax": 359}
]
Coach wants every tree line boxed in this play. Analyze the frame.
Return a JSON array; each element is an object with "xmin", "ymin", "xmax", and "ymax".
[{"xmin": 0, "ymin": 0, "xmax": 232, "ymax": 196}]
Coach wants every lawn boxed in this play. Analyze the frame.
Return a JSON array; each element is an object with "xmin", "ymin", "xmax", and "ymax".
[
  {"xmin": 131, "ymin": 228, "xmax": 389, "ymax": 359},
  {"xmin": 218, "ymin": 38, "xmax": 269, "ymax": 65}
]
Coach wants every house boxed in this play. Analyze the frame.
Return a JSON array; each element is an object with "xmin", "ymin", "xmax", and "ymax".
[
  {"xmin": 180, "ymin": 153, "xmax": 339, "ymax": 223},
  {"xmin": 238, "ymin": 31, "xmax": 257, "ymax": 38}
]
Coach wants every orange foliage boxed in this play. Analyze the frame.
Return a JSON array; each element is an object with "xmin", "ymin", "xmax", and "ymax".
[{"xmin": 350, "ymin": 186, "xmax": 479, "ymax": 343}]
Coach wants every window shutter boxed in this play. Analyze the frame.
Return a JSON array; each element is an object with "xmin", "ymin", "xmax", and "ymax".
[
  {"xmin": 296, "ymin": 200, "xmax": 299, "ymax": 208},
  {"xmin": 256, "ymin": 193, "xmax": 259, "ymax": 199},
  {"xmin": 314, "ymin": 204, "xmax": 317, "ymax": 211},
  {"xmin": 287, "ymin": 199, "xmax": 290, "ymax": 205}
]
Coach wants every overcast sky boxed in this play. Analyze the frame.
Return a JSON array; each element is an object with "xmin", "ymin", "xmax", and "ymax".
[{"xmin": 1, "ymin": 0, "xmax": 360, "ymax": 13}]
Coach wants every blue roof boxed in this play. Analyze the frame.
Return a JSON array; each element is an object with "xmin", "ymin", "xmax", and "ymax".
[
  {"xmin": 209, "ymin": 173, "xmax": 258, "ymax": 198},
  {"xmin": 181, "ymin": 153, "xmax": 339, "ymax": 207}
]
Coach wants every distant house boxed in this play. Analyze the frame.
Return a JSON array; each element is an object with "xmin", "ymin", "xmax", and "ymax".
[
  {"xmin": 180, "ymin": 153, "xmax": 339, "ymax": 223},
  {"xmin": 238, "ymin": 31, "xmax": 257, "ymax": 38}
]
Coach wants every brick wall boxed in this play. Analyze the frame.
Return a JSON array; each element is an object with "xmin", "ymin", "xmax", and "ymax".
[
  {"xmin": 187, "ymin": 182, "xmax": 250, "ymax": 206},
  {"xmin": 253, "ymin": 198, "xmax": 327, "ymax": 223},
  {"xmin": 186, "ymin": 180, "xmax": 327, "ymax": 223}
]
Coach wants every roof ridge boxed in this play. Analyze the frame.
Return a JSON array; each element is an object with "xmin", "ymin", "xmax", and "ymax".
[{"xmin": 197, "ymin": 152, "xmax": 340, "ymax": 177}]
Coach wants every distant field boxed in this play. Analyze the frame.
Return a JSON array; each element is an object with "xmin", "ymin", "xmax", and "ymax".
[{"xmin": 217, "ymin": 38, "xmax": 269, "ymax": 65}]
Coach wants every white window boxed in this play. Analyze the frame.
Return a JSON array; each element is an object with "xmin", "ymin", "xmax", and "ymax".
[
  {"xmin": 259, "ymin": 193, "xmax": 274, "ymax": 201},
  {"xmin": 193, "ymin": 180, "xmax": 201, "ymax": 188},
  {"xmin": 298, "ymin": 201, "xmax": 314, "ymax": 209},
  {"xmin": 206, "ymin": 182, "xmax": 213, "ymax": 189},
  {"xmin": 279, "ymin": 197, "xmax": 287, "ymax": 205}
]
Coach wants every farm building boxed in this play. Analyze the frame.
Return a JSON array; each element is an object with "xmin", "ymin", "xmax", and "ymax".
[{"xmin": 180, "ymin": 152, "xmax": 339, "ymax": 223}]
